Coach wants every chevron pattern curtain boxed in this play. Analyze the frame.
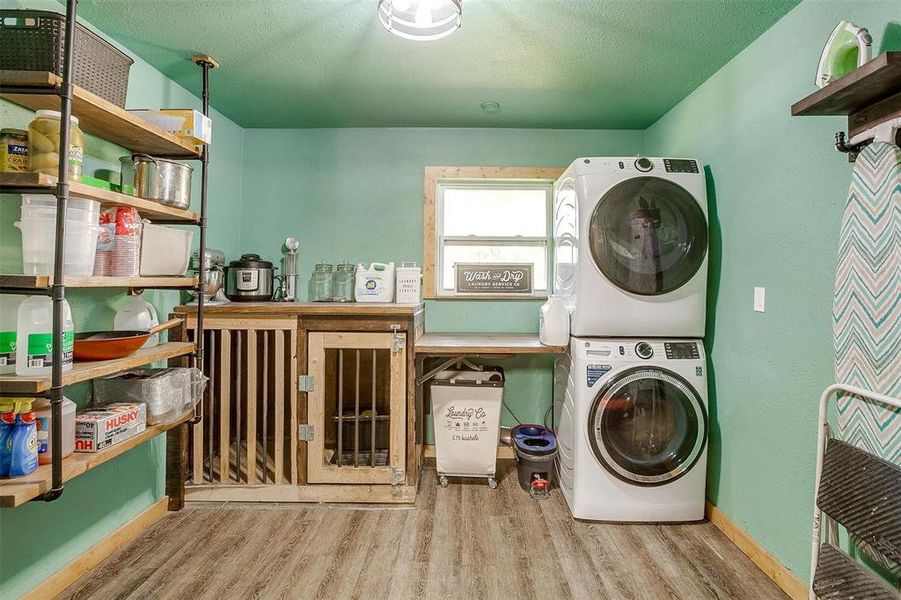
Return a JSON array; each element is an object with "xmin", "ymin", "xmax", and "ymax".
[{"xmin": 833, "ymin": 141, "xmax": 901, "ymax": 463}]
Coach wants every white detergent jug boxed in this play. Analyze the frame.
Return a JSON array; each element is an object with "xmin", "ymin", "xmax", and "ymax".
[
  {"xmin": 539, "ymin": 296, "xmax": 570, "ymax": 346},
  {"xmin": 16, "ymin": 295, "xmax": 74, "ymax": 376},
  {"xmin": 115, "ymin": 293, "xmax": 159, "ymax": 348},
  {"xmin": 355, "ymin": 262, "xmax": 395, "ymax": 303},
  {"xmin": 0, "ymin": 295, "xmax": 22, "ymax": 374}
]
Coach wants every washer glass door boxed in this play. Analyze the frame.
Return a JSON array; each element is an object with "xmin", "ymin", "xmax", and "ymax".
[
  {"xmin": 588, "ymin": 176, "xmax": 707, "ymax": 295},
  {"xmin": 589, "ymin": 367, "xmax": 706, "ymax": 485}
]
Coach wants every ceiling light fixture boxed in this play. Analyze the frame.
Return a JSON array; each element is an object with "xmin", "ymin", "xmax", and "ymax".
[
  {"xmin": 480, "ymin": 101, "xmax": 501, "ymax": 113},
  {"xmin": 378, "ymin": 0, "xmax": 462, "ymax": 42}
]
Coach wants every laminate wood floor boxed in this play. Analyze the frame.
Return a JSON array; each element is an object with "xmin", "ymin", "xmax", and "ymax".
[{"xmin": 59, "ymin": 461, "xmax": 787, "ymax": 600}]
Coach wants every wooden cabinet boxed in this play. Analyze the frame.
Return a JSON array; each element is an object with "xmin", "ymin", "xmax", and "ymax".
[{"xmin": 174, "ymin": 303, "xmax": 423, "ymax": 503}]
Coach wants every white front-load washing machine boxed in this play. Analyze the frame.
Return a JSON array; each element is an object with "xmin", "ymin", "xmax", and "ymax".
[
  {"xmin": 554, "ymin": 337, "xmax": 708, "ymax": 522},
  {"xmin": 553, "ymin": 157, "xmax": 709, "ymax": 337}
]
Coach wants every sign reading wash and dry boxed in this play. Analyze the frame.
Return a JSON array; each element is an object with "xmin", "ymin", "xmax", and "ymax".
[{"xmin": 454, "ymin": 263, "xmax": 533, "ymax": 294}]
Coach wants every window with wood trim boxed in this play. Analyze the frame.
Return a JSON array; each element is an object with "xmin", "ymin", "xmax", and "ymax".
[{"xmin": 423, "ymin": 167, "xmax": 564, "ymax": 299}]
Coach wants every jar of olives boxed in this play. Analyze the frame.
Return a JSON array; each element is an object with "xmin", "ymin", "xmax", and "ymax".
[{"xmin": 28, "ymin": 110, "xmax": 84, "ymax": 181}]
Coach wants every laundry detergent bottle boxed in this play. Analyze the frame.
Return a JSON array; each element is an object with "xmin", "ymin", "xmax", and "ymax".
[
  {"xmin": 16, "ymin": 295, "xmax": 74, "ymax": 376},
  {"xmin": 0, "ymin": 295, "xmax": 22, "ymax": 374},
  {"xmin": 0, "ymin": 412, "xmax": 15, "ymax": 477},
  {"xmin": 9, "ymin": 411, "xmax": 39, "ymax": 477}
]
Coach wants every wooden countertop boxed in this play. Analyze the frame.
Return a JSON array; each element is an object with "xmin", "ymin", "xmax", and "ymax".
[
  {"xmin": 175, "ymin": 302, "xmax": 424, "ymax": 316},
  {"xmin": 415, "ymin": 333, "xmax": 566, "ymax": 355}
]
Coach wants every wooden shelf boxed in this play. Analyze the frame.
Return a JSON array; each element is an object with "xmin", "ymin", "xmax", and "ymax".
[
  {"xmin": 0, "ymin": 274, "xmax": 197, "ymax": 290},
  {"xmin": 0, "ymin": 410, "xmax": 192, "ymax": 508},
  {"xmin": 0, "ymin": 173, "xmax": 200, "ymax": 223},
  {"xmin": 0, "ymin": 70, "xmax": 201, "ymax": 158},
  {"xmin": 415, "ymin": 333, "xmax": 567, "ymax": 355},
  {"xmin": 791, "ymin": 52, "xmax": 901, "ymax": 138},
  {"xmin": 0, "ymin": 341, "xmax": 195, "ymax": 394}
]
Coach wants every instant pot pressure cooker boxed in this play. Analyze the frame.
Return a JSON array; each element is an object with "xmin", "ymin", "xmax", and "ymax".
[{"xmin": 225, "ymin": 253, "xmax": 275, "ymax": 301}]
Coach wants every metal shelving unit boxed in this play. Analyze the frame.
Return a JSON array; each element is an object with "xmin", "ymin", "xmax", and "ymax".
[{"xmin": 0, "ymin": 0, "xmax": 216, "ymax": 504}]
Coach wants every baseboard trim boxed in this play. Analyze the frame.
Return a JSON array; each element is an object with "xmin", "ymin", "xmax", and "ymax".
[
  {"xmin": 24, "ymin": 496, "xmax": 169, "ymax": 600},
  {"xmin": 705, "ymin": 502, "xmax": 808, "ymax": 600},
  {"xmin": 423, "ymin": 443, "xmax": 515, "ymax": 459}
]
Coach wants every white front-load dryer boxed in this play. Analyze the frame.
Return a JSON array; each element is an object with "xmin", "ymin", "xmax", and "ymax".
[
  {"xmin": 554, "ymin": 337, "xmax": 709, "ymax": 522},
  {"xmin": 553, "ymin": 157, "xmax": 709, "ymax": 337}
]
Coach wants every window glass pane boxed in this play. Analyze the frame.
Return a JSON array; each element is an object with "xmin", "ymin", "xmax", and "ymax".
[
  {"xmin": 442, "ymin": 187, "xmax": 547, "ymax": 237},
  {"xmin": 442, "ymin": 244, "xmax": 547, "ymax": 291}
]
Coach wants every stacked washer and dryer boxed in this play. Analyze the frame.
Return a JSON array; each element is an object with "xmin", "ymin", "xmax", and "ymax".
[{"xmin": 551, "ymin": 157, "xmax": 710, "ymax": 522}]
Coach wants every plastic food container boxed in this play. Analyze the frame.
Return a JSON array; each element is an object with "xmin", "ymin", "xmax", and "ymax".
[
  {"xmin": 27, "ymin": 110, "xmax": 84, "ymax": 181},
  {"xmin": 139, "ymin": 224, "xmax": 193, "ymax": 276},
  {"xmin": 16, "ymin": 217, "xmax": 101, "ymax": 277}
]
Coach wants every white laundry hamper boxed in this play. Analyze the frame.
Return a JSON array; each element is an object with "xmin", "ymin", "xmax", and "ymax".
[{"xmin": 430, "ymin": 368, "xmax": 504, "ymax": 488}]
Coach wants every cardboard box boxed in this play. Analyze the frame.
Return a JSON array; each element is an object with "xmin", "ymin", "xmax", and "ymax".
[
  {"xmin": 75, "ymin": 403, "xmax": 146, "ymax": 453},
  {"xmin": 129, "ymin": 109, "xmax": 212, "ymax": 145}
]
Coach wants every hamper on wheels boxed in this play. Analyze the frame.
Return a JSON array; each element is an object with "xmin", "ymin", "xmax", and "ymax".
[{"xmin": 430, "ymin": 368, "xmax": 504, "ymax": 488}]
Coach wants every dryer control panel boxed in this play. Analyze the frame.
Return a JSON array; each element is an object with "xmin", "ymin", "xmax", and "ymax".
[
  {"xmin": 663, "ymin": 158, "xmax": 699, "ymax": 173},
  {"xmin": 664, "ymin": 342, "xmax": 701, "ymax": 359}
]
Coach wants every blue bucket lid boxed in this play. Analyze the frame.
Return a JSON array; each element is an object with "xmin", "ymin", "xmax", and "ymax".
[{"xmin": 511, "ymin": 424, "xmax": 557, "ymax": 455}]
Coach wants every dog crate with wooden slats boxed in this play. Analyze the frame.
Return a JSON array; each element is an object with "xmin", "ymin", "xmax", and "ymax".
[{"xmin": 172, "ymin": 304, "xmax": 424, "ymax": 504}]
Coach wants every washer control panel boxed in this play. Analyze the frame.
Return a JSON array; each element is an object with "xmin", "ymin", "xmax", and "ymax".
[
  {"xmin": 663, "ymin": 158, "xmax": 699, "ymax": 173},
  {"xmin": 664, "ymin": 342, "xmax": 700, "ymax": 359}
]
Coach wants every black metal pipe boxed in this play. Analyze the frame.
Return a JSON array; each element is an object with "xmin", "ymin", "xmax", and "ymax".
[
  {"xmin": 44, "ymin": 0, "xmax": 79, "ymax": 503},
  {"xmin": 189, "ymin": 57, "xmax": 211, "ymax": 426}
]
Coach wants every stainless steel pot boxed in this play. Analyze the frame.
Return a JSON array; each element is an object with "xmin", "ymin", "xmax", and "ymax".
[
  {"xmin": 131, "ymin": 154, "xmax": 193, "ymax": 208},
  {"xmin": 225, "ymin": 253, "xmax": 275, "ymax": 302}
]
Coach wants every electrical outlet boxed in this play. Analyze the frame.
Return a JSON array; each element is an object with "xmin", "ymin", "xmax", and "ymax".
[{"xmin": 754, "ymin": 287, "xmax": 766, "ymax": 312}]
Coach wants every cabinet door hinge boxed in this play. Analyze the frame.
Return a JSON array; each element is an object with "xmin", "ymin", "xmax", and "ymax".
[
  {"xmin": 298, "ymin": 375, "xmax": 314, "ymax": 392},
  {"xmin": 391, "ymin": 467, "xmax": 405, "ymax": 485},
  {"xmin": 298, "ymin": 424, "xmax": 314, "ymax": 442}
]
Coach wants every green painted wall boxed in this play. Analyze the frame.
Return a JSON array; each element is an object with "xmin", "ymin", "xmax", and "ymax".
[
  {"xmin": 644, "ymin": 0, "xmax": 901, "ymax": 583},
  {"xmin": 0, "ymin": 2, "xmax": 244, "ymax": 598},
  {"xmin": 240, "ymin": 128, "xmax": 644, "ymax": 437}
]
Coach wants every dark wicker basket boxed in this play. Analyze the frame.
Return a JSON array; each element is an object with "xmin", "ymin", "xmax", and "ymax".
[{"xmin": 0, "ymin": 10, "xmax": 134, "ymax": 107}]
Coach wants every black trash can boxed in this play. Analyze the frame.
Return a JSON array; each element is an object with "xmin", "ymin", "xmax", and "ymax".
[{"xmin": 511, "ymin": 424, "xmax": 557, "ymax": 499}]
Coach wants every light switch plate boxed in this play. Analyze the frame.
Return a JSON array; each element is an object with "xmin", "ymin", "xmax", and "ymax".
[{"xmin": 754, "ymin": 287, "xmax": 766, "ymax": 312}]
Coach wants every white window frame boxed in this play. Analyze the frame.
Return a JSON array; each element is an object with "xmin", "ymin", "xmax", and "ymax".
[{"xmin": 434, "ymin": 180, "xmax": 553, "ymax": 299}]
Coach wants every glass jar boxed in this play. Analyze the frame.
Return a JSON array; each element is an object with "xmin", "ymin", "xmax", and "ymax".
[
  {"xmin": 333, "ymin": 261, "xmax": 356, "ymax": 302},
  {"xmin": 0, "ymin": 128, "xmax": 28, "ymax": 173},
  {"xmin": 308, "ymin": 261, "xmax": 334, "ymax": 302},
  {"xmin": 28, "ymin": 110, "xmax": 84, "ymax": 181}
]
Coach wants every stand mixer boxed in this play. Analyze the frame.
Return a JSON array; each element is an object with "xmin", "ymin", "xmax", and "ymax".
[
  {"xmin": 188, "ymin": 248, "xmax": 229, "ymax": 305},
  {"xmin": 275, "ymin": 237, "xmax": 300, "ymax": 302}
]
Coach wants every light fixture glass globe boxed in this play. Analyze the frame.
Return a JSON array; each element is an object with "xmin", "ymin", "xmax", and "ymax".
[{"xmin": 378, "ymin": 0, "xmax": 462, "ymax": 42}]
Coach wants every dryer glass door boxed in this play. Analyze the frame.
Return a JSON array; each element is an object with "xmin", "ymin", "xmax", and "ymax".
[
  {"xmin": 588, "ymin": 176, "xmax": 707, "ymax": 295},
  {"xmin": 589, "ymin": 367, "xmax": 706, "ymax": 486}
]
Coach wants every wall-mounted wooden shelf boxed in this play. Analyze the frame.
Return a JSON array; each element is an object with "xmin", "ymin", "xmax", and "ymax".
[
  {"xmin": 0, "ymin": 274, "xmax": 197, "ymax": 290},
  {"xmin": 0, "ymin": 173, "xmax": 200, "ymax": 223},
  {"xmin": 0, "ymin": 410, "xmax": 193, "ymax": 508},
  {"xmin": 0, "ymin": 70, "xmax": 201, "ymax": 158},
  {"xmin": 0, "ymin": 341, "xmax": 195, "ymax": 394},
  {"xmin": 791, "ymin": 52, "xmax": 901, "ymax": 138}
]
